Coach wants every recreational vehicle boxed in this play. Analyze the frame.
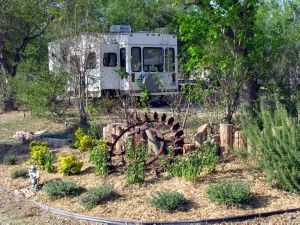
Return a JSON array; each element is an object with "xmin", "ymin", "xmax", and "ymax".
[{"xmin": 48, "ymin": 25, "xmax": 178, "ymax": 97}]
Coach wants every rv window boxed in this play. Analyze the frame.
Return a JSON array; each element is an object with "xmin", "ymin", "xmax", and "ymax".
[
  {"xmin": 165, "ymin": 48, "xmax": 175, "ymax": 72},
  {"xmin": 131, "ymin": 47, "xmax": 141, "ymax": 72},
  {"xmin": 103, "ymin": 53, "xmax": 117, "ymax": 67},
  {"xmin": 143, "ymin": 47, "xmax": 163, "ymax": 72},
  {"xmin": 120, "ymin": 48, "xmax": 126, "ymax": 68},
  {"xmin": 86, "ymin": 52, "xmax": 96, "ymax": 69}
]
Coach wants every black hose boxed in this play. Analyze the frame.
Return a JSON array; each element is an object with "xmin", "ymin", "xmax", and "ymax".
[{"xmin": 32, "ymin": 200, "xmax": 300, "ymax": 225}]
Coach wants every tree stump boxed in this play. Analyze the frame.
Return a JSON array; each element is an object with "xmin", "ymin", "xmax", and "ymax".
[
  {"xmin": 234, "ymin": 130, "xmax": 245, "ymax": 150},
  {"xmin": 220, "ymin": 124, "xmax": 233, "ymax": 154}
]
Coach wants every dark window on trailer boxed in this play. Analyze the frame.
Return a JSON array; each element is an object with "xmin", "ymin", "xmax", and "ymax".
[
  {"xmin": 86, "ymin": 52, "xmax": 96, "ymax": 69},
  {"xmin": 131, "ymin": 47, "xmax": 141, "ymax": 72},
  {"xmin": 120, "ymin": 48, "xmax": 126, "ymax": 68},
  {"xmin": 103, "ymin": 53, "xmax": 117, "ymax": 67},
  {"xmin": 143, "ymin": 47, "xmax": 163, "ymax": 72},
  {"xmin": 165, "ymin": 48, "xmax": 175, "ymax": 72}
]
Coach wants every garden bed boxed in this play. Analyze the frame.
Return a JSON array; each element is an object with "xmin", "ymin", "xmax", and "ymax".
[{"xmin": 0, "ymin": 144, "xmax": 299, "ymax": 222}]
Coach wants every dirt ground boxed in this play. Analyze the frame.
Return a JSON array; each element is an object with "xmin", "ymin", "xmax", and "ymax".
[
  {"xmin": 0, "ymin": 187, "xmax": 299, "ymax": 225},
  {"xmin": 0, "ymin": 111, "xmax": 299, "ymax": 224}
]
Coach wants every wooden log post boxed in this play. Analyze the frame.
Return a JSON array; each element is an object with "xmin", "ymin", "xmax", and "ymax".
[
  {"xmin": 234, "ymin": 130, "xmax": 245, "ymax": 150},
  {"xmin": 220, "ymin": 124, "xmax": 233, "ymax": 155},
  {"xmin": 103, "ymin": 126, "xmax": 108, "ymax": 140}
]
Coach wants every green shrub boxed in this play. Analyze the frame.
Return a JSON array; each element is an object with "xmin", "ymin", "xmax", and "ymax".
[
  {"xmin": 3, "ymin": 154, "xmax": 18, "ymax": 165},
  {"xmin": 10, "ymin": 168, "xmax": 28, "ymax": 179},
  {"xmin": 29, "ymin": 140, "xmax": 49, "ymax": 149},
  {"xmin": 43, "ymin": 180, "xmax": 84, "ymax": 198},
  {"xmin": 202, "ymin": 140, "xmax": 218, "ymax": 173},
  {"xmin": 74, "ymin": 128, "xmax": 96, "ymax": 152},
  {"xmin": 58, "ymin": 155, "xmax": 83, "ymax": 176},
  {"xmin": 243, "ymin": 100, "xmax": 300, "ymax": 193},
  {"xmin": 89, "ymin": 141, "xmax": 109, "ymax": 176},
  {"xmin": 79, "ymin": 183, "xmax": 116, "ymax": 209},
  {"xmin": 125, "ymin": 142, "xmax": 147, "ymax": 184},
  {"xmin": 161, "ymin": 151, "xmax": 204, "ymax": 182},
  {"xmin": 125, "ymin": 161, "xmax": 145, "ymax": 184},
  {"xmin": 150, "ymin": 191, "xmax": 187, "ymax": 212},
  {"xmin": 44, "ymin": 152, "xmax": 55, "ymax": 173},
  {"xmin": 206, "ymin": 180, "xmax": 251, "ymax": 206}
]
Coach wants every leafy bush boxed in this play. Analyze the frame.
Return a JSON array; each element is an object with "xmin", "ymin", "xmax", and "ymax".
[
  {"xmin": 74, "ymin": 128, "xmax": 96, "ymax": 152},
  {"xmin": 10, "ymin": 168, "xmax": 28, "ymax": 179},
  {"xmin": 206, "ymin": 180, "xmax": 251, "ymax": 206},
  {"xmin": 29, "ymin": 140, "xmax": 48, "ymax": 149},
  {"xmin": 43, "ymin": 180, "xmax": 84, "ymax": 198},
  {"xmin": 150, "ymin": 191, "xmax": 187, "ymax": 212},
  {"xmin": 125, "ymin": 142, "xmax": 147, "ymax": 184},
  {"xmin": 89, "ymin": 141, "xmax": 109, "ymax": 176},
  {"xmin": 58, "ymin": 155, "xmax": 83, "ymax": 176},
  {"xmin": 29, "ymin": 141, "xmax": 55, "ymax": 171},
  {"xmin": 79, "ymin": 183, "xmax": 116, "ymax": 209},
  {"xmin": 243, "ymin": 101, "xmax": 300, "ymax": 193},
  {"xmin": 12, "ymin": 71, "xmax": 67, "ymax": 118},
  {"xmin": 3, "ymin": 154, "xmax": 18, "ymax": 165},
  {"xmin": 44, "ymin": 152, "xmax": 55, "ymax": 173},
  {"xmin": 161, "ymin": 151, "xmax": 204, "ymax": 182},
  {"xmin": 202, "ymin": 139, "xmax": 218, "ymax": 173}
]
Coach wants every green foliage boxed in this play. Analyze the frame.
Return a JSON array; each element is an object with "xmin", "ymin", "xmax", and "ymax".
[
  {"xmin": 125, "ymin": 142, "xmax": 147, "ymax": 184},
  {"xmin": 10, "ymin": 168, "xmax": 28, "ymax": 179},
  {"xmin": 150, "ymin": 191, "xmax": 187, "ymax": 212},
  {"xmin": 29, "ymin": 141, "xmax": 49, "ymax": 149},
  {"xmin": 29, "ymin": 141, "xmax": 54, "ymax": 171},
  {"xmin": 243, "ymin": 100, "xmax": 300, "ymax": 193},
  {"xmin": 12, "ymin": 71, "xmax": 68, "ymax": 118},
  {"xmin": 79, "ymin": 183, "xmax": 116, "ymax": 210},
  {"xmin": 202, "ymin": 139, "xmax": 218, "ymax": 174},
  {"xmin": 44, "ymin": 152, "xmax": 55, "ymax": 173},
  {"xmin": 206, "ymin": 180, "xmax": 251, "ymax": 206},
  {"xmin": 89, "ymin": 141, "xmax": 109, "ymax": 176},
  {"xmin": 58, "ymin": 155, "xmax": 83, "ymax": 176},
  {"xmin": 3, "ymin": 154, "xmax": 18, "ymax": 165},
  {"xmin": 161, "ymin": 151, "xmax": 204, "ymax": 182},
  {"xmin": 161, "ymin": 143, "xmax": 218, "ymax": 181},
  {"xmin": 43, "ymin": 180, "xmax": 84, "ymax": 198},
  {"xmin": 74, "ymin": 128, "xmax": 96, "ymax": 152}
]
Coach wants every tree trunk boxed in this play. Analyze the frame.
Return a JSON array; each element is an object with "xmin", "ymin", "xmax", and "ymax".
[{"xmin": 245, "ymin": 78, "xmax": 260, "ymax": 117}]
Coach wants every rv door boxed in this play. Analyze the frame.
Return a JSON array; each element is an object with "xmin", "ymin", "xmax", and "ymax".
[{"xmin": 100, "ymin": 44, "xmax": 120, "ymax": 91}]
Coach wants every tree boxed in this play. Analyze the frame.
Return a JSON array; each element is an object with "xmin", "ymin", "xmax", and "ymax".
[
  {"xmin": 177, "ymin": 0, "xmax": 261, "ymax": 123},
  {"xmin": 0, "ymin": 0, "xmax": 53, "ymax": 110}
]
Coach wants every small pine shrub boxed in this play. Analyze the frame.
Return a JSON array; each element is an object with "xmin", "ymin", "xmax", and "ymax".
[
  {"xmin": 206, "ymin": 180, "xmax": 251, "ymax": 206},
  {"xmin": 10, "ymin": 168, "xmax": 28, "ymax": 179},
  {"xmin": 242, "ymin": 100, "xmax": 300, "ymax": 193},
  {"xmin": 89, "ymin": 141, "xmax": 109, "ymax": 176},
  {"xmin": 150, "ymin": 191, "xmax": 187, "ymax": 212},
  {"xmin": 58, "ymin": 155, "xmax": 83, "ymax": 176},
  {"xmin": 79, "ymin": 183, "xmax": 116, "ymax": 209},
  {"xmin": 125, "ymin": 142, "xmax": 147, "ymax": 184},
  {"xmin": 74, "ymin": 128, "xmax": 96, "ymax": 152},
  {"xmin": 3, "ymin": 154, "xmax": 18, "ymax": 165},
  {"xmin": 43, "ymin": 180, "xmax": 84, "ymax": 198}
]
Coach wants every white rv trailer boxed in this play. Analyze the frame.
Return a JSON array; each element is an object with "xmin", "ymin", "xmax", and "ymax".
[{"xmin": 48, "ymin": 25, "xmax": 178, "ymax": 97}]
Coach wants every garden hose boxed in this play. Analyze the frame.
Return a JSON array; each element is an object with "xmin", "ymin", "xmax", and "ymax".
[{"xmin": 32, "ymin": 200, "xmax": 300, "ymax": 225}]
